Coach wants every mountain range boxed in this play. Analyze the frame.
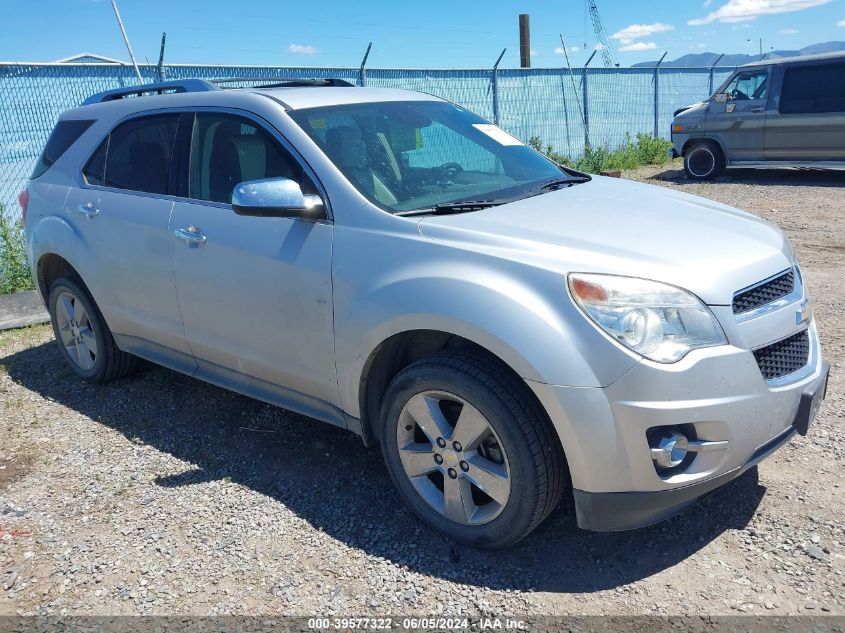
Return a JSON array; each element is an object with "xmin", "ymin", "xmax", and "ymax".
[{"xmin": 633, "ymin": 41, "xmax": 845, "ymax": 67}]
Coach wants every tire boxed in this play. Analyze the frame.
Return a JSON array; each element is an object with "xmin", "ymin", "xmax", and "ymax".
[
  {"xmin": 48, "ymin": 276, "xmax": 138, "ymax": 383},
  {"xmin": 683, "ymin": 142, "xmax": 725, "ymax": 181},
  {"xmin": 379, "ymin": 351, "xmax": 566, "ymax": 549}
]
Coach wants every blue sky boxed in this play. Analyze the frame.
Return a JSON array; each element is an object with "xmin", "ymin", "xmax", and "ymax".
[{"xmin": 2, "ymin": 0, "xmax": 844, "ymax": 67}]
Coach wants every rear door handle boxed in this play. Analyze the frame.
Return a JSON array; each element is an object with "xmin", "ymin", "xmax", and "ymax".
[
  {"xmin": 173, "ymin": 226, "xmax": 207, "ymax": 246},
  {"xmin": 75, "ymin": 203, "xmax": 99, "ymax": 218}
]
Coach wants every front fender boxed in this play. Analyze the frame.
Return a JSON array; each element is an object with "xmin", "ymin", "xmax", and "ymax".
[{"xmin": 333, "ymin": 248, "xmax": 638, "ymax": 418}]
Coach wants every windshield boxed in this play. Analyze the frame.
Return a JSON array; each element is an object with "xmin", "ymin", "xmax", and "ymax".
[{"xmin": 288, "ymin": 101, "xmax": 571, "ymax": 213}]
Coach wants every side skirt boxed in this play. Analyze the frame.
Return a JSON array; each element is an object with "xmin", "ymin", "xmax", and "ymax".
[{"xmin": 113, "ymin": 333, "xmax": 362, "ymax": 437}]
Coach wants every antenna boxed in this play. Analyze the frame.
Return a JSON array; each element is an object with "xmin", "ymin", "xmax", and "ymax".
[
  {"xmin": 110, "ymin": 0, "xmax": 143, "ymax": 83},
  {"xmin": 560, "ymin": 34, "xmax": 586, "ymax": 134}
]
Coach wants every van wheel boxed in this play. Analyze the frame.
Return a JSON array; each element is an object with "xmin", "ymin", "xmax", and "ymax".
[
  {"xmin": 379, "ymin": 351, "xmax": 566, "ymax": 549},
  {"xmin": 684, "ymin": 142, "xmax": 725, "ymax": 180},
  {"xmin": 48, "ymin": 276, "xmax": 138, "ymax": 383}
]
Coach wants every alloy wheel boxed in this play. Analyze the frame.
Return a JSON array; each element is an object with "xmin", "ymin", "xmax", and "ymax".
[
  {"xmin": 395, "ymin": 390, "xmax": 511, "ymax": 525},
  {"xmin": 55, "ymin": 290, "xmax": 98, "ymax": 371}
]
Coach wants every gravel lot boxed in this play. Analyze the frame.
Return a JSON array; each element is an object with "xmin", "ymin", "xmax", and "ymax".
[{"xmin": 1, "ymin": 163, "xmax": 843, "ymax": 617}]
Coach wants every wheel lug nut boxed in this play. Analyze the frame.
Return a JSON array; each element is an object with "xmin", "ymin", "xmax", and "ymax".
[
  {"xmin": 447, "ymin": 468, "xmax": 458, "ymax": 479},
  {"xmin": 436, "ymin": 437, "xmax": 446, "ymax": 448},
  {"xmin": 459, "ymin": 460, "xmax": 469, "ymax": 472},
  {"xmin": 434, "ymin": 454, "xmax": 443, "ymax": 464},
  {"xmin": 452, "ymin": 441, "xmax": 462, "ymax": 452}
]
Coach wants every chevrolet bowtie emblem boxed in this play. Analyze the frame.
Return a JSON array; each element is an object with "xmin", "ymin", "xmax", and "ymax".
[{"xmin": 796, "ymin": 299, "xmax": 813, "ymax": 325}]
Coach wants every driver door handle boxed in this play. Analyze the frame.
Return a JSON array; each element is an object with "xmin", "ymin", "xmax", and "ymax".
[
  {"xmin": 75, "ymin": 203, "xmax": 100, "ymax": 218},
  {"xmin": 173, "ymin": 225, "xmax": 207, "ymax": 246},
  {"xmin": 750, "ymin": 107, "xmax": 764, "ymax": 113}
]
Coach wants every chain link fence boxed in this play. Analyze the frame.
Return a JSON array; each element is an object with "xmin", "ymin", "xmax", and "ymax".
[{"xmin": 0, "ymin": 62, "xmax": 738, "ymax": 220}]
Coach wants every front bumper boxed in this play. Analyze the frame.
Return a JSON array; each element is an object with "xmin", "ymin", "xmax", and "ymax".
[{"xmin": 528, "ymin": 321, "xmax": 828, "ymax": 531}]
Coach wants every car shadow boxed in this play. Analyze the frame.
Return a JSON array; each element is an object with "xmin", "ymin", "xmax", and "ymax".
[
  {"xmin": 3, "ymin": 341, "xmax": 766, "ymax": 593},
  {"xmin": 652, "ymin": 166, "xmax": 845, "ymax": 187}
]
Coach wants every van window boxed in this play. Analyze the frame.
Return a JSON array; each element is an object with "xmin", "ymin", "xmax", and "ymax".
[
  {"xmin": 723, "ymin": 70, "xmax": 769, "ymax": 101},
  {"xmin": 780, "ymin": 63, "xmax": 845, "ymax": 114},
  {"xmin": 83, "ymin": 114, "xmax": 180, "ymax": 195},
  {"xmin": 188, "ymin": 113, "xmax": 312, "ymax": 204},
  {"xmin": 31, "ymin": 120, "xmax": 95, "ymax": 179}
]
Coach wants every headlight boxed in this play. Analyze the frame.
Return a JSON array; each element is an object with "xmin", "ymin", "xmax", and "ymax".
[{"xmin": 568, "ymin": 273, "xmax": 727, "ymax": 363}]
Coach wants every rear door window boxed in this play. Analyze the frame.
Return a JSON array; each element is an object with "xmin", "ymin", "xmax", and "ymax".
[
  {"xmin": 31, "ymin": 119, "xmax": 95, "ymax": 179},
  {"xmin": 83, "ymin": 114, "xmax": 180, "ymax": 195},
  {"xmin": 780, "ymin": 63, "xmax": 845, "ymax": 114}
]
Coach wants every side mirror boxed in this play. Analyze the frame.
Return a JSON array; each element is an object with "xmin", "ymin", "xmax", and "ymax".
[
  {"xmin": 231, "ymin": 177, "xmax": 325, "ymax": 220},
  {"xmin": 714, "ymin": 93, "xmax": 728, "ymax": 104}
]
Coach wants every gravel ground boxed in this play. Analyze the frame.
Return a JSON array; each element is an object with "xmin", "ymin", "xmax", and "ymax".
[{"xmin": 1, "ymin": 162, "xmax": 843, "ymax": 617}]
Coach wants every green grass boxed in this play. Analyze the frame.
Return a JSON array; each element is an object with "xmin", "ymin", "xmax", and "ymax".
[
  {"xmin": 0, "ymin": 204, "xmax": 34, "ymax": 295},
  {"xmin": 528, "ymin": 133, "xmax": 673, "ymax": 174}
]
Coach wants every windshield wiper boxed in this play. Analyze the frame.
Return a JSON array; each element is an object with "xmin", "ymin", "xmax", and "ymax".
[
  {"xmin": 396, "ymin": 198, "xmax": 511, "ymax": 217},
  {"xmin": 528, "ymin": 176, "xmax": 591, "ymax": 193}
]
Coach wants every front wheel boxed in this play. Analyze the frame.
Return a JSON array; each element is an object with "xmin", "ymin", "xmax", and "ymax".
[
  {"xmin": 684, "ymin": 142, "xmax": 725, "ymax": 180},
  {"xmin": 379, "ymin": 351, "xmax": 566, "ymax": 549}
]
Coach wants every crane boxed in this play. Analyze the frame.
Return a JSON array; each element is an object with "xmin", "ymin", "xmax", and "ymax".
[{"xmin": 585, "ymin": 0, "xmax": 618, "ymax": 67}]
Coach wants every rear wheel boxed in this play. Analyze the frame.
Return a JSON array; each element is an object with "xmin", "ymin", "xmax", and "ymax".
[
  {"xmin": 48, "ymin": 276, "xmax": 138, "ymax": 383},
  {"xmin": 684, "ymin": 142, "xmax": 725, "ymax": 180},
  {"xmin": 379, "ymin": 351, "xmax": 566, "ymax": 549}
]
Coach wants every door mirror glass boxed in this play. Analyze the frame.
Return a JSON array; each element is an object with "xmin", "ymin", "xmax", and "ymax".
[
  {"xmin": 714, "ymin": 93, "xmax": 728, "ymax": 104},
  {"xmin": 232, "ymin": 177, "xmax": 325, "ymax": 219}
]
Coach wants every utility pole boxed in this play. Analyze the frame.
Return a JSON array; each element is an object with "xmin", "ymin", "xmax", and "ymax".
[
  {"xmin": 519, "ymin": 14, "xmax": 531, "ymax": 68},
  {"xmin": 111, "ymin": 0, "xmax": 143, "ymax": 83}
]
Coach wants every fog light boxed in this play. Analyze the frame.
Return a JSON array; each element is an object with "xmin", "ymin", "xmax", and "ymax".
[{"xmin": 650, "ymin": 431, "xmax": 689, "ymax": 468}]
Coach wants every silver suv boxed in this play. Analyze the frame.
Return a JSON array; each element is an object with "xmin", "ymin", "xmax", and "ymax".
[{"xmin": 22, "ymin": 78, "xmax": 829, "ymax": 548}]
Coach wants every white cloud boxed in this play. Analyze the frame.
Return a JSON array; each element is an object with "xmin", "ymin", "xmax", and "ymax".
[
  {"xmin": 288, "ymin": 44, "xmax": 319, "ymax": 54},
  {"xmin": 691, "ymin": 42, "xmax": 708, "ymax": 48},
  {"xmin": 732, "ymin": 23, "xmax": 754, "ymax": 29},
  {"xmin": 619, "ymin": 41, "xmax": 658, "ymax": 52},
  {"xmin": 703, "ymin": 0, "xmax": 713, "ymax": 5},
  {"xmin": 594, "ymin": 43, "xmax": 608, "ymax": 51},
  {"xmin": 838, "ymin": 19, "xmax": 845, "ymax": 26},
  {"xmin": 689, "ymin": 0, "xmax": 832, "ymax": 26},
  {"xmin": 554, "ymin": 46, "xmax": 580, "ymax": 54},
  {"xmin": 780, "ymin": 28, "xmax": 799, "ymax": 34},
  {"xmin": 610, "ymin": 23, "xmax": 674, "ymax": 45}
]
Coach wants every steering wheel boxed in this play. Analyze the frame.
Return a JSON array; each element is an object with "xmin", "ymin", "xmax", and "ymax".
[
  {"xmin": 731, "ymin": 89, "xmax": 750, "ymax": 101},
  {"xmin": 437, "ymin": 162, "xmax": 464, "ymax": 179}
]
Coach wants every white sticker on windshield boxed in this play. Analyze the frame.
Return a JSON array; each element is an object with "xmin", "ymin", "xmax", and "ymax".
[{"xmin": 472, "ymin": 124, "xmax": 524, "ymax": 146}]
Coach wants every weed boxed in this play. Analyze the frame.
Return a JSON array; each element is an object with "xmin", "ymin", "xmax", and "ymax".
[
  {"xmin": 0, "ymin": 204, "xmax": 34, "ymax": 295},
  {"xmin": 528, "ymin": 134, "xmax": 673, "ymax": 174}
]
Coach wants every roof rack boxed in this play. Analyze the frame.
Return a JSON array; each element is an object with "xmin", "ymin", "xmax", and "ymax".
[
  {"xmin": 81, "ymin": 76, "xmax": 355, "ymax": 106},
  {"xmin": 82, "ymin": 79, "xmax": 219, "ymax": 105},
  {"xmin": 210, "ymin": 77, "xmax": 356, "ymax": 88}
]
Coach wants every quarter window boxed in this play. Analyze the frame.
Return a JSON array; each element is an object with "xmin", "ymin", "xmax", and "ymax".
[
  {"xmin": 83, "ymin": 114, "xmax": 179, "ymax": 195},
  {"xmin": 32, "ymin": 119, "xmax": 95, "ymax": 179},
  {"xmin": 780, "ymin": 63, "xmax": 845, "ymax": 114},
  {"xmin": 189, "ymin": 113, "xmax": 312, "ymax": 204}
]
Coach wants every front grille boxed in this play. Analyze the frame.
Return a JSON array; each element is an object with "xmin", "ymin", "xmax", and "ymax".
[
  {"xmin": 733, "ymin": 270, "xmax": 795, "ymax": 314},
  {"xmin": 753, "ymin": 330, "xmax": 809, "ymax": 380}
]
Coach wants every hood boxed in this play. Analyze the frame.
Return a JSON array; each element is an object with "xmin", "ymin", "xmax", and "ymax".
[
  {"xmin": 417, "ymin": 176, "xmax": 792, "ymax": 306},
  {"xmin": 674, "ymin": 101, "xmax": 709, "ymax": 118}
]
